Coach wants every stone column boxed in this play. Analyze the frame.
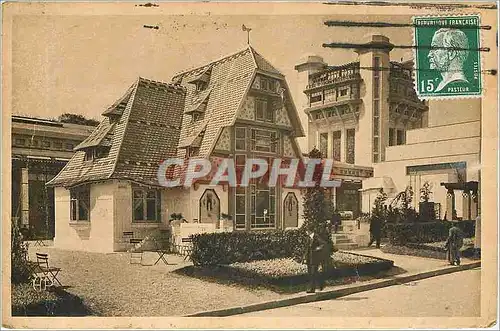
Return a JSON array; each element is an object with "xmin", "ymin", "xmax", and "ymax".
[
  {"xmin": 462, "ymin": 189, "xmax": 471, "ymax": 220},
  {"xmin": 21, "ymin": 167, "xmax": 29, "ymax": 227},
  {"xmin": 340, "ymin": 128, "xmax": 346, "ymax": 163},
  {"xmin": 474, "ymin": 216, "xmax": 481, "ymax": 249},
  {"xmin": 470, "ymin": 189, "xmax": 478, "ymax": 220},
  {"xmin": 327, "ymin": 131, "xmax": 333, "ymax": 159},
  {"xmin": 445, "ymin": 188, "xmax": 455, "ymax": 221}
]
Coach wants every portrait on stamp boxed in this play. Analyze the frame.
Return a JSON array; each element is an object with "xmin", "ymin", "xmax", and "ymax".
[{"xmin": 414, "ymin": 15, "xmax": 482, "ymax": 98}]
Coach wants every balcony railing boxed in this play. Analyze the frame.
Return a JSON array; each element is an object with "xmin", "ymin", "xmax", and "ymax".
[{"xmin": 306, "ymin": 72, "xmax": 361, "ymax": 90}]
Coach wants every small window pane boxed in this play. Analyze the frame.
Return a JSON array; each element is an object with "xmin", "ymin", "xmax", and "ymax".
[
  {"xmin": 235, "ymin": 127, "xmax": 246, "ymax": 139},
  {"xmin": 134, "ymin": 190, "xmax": 143, "ymax": 199},
  {"xmin": 235, "ymin": 140, "xmax": 246, "ymax": 151},
  {"xmin": 134, "ymin": 200, "xmax": 144, "ymax": 221},
  {"xmin": 236, "ymin": 195, "xmax": 245, "ymax": 214},
  {"xmin": 70, "ymin": 200, "xmax": 77, "ymax": 221},
  {"xmin": 146, "ymin": 190, "xmax": 156, "ymax": 199},
  {"xmin": 78, "ymin": 199, "xmax": 89, "ymax": 221},
  {"xmin": 235, "ymin": 215, "xmax": 246, "ymax": 229},
  {"xmin": 146, "ymin": 199, "xmax": 156, "ymax": 220}
]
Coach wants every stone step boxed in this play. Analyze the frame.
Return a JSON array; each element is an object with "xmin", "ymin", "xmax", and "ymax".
[
  {"xmin": 335, "ymin": 242, "xmax": 359, "ymax": 250},
  {"xmin": 334, "ymin": 238, "xmax": 353, "ymax": 244},
  {"xmin": 332, "ymin": 234, "xmax": 348, "ymax": 239}
]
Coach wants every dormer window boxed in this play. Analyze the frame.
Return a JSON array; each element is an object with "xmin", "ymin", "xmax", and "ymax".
[
  {"xmin": 84, "ymin": 147, "xmax": 110, "ymax": 161},
  {"xmin": 192, "ymin": 112, "xmax": 203, "ymax": 122},
  {"xmin": 255, "ymin": 98, "xmax": 274, "ymax": 123},
  {"xmin": 196, "ymin": 81, "xmax": 207, "ymax": 92},
  {"xmin": 260, "ymin": 78, "xmax": 269, "ymax": 91}
]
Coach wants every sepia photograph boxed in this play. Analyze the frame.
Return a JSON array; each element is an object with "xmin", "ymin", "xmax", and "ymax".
[{"xmin": 2, "ymin": 1, "xmax": 498, "ymax": 329}]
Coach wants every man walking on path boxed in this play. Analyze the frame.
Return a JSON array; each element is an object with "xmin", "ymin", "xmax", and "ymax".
[
  {"xmin": 368, "ymin": 217, "xmax": 382, "ymax": 248},
  {"xmin": 445, "ymin": 223, "xmax": 464, "ymax": 265},
  {"xmin": 304, "ymin": 230, "xmax": 330, "ymax": 293}
]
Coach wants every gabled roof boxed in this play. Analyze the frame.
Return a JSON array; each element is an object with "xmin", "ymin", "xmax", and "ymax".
[
  {"xmin": 173, "ymin": 45, "xmax": 302, "ymax": 159},
  {"xmin": 47, "ymin": 77, "xmax": 186, "ymax": 187}
]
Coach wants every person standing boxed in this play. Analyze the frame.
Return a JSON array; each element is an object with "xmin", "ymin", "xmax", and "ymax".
[
  {"xmin": 445, "ymin": 223, "xmax": 464, "ymax": 265},
  {"xmin": 368, "ymin": 216, "xmax": 382, "ymax": 248},
  {"xmin": 331, "ymin": 211, "xmax": 341, "ymax": 234},
  {"xmin": 304, "ymin": 230, "xmax": 328, "ymax": 293}
]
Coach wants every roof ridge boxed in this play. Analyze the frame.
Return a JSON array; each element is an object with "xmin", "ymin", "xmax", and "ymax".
[
  {"xmin": 171, "ymin": 45, "xmax": 251, "ymax": 80},
  {"xmin": 137, "ymin": 76, "xmax": 184, "ymax": 89},
  {"xmin": 108, "ymin": 79, "xmax": 140, "ymax": 181},
  {"xmin": 248, "ymin": 44, "xmax": 259, "ymax": 70}
]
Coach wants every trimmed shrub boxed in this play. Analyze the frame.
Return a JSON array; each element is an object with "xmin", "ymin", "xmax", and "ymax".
[
  {"xmin": 190, "ymin": 229, "xmax": 309, "ymax": 266},
  {"xmin": 385, "ymin": 220, "xmax": 475, "ymax": 245},
  {"xmin": 11, "ymin": 222, "xmax": 31, "ymax": 284},
  {"xmin": 12, "ymin": 284, "xmax": 95, "ymax": 316}
]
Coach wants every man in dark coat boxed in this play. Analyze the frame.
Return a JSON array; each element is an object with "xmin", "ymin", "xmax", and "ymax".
[
  {"xmin": 304, "ymin": 230, "xmax": 330, "ymax": 293},
  {"xmin": 445, "ymin": 224, "xmax": 464, "ymax": 265},
  {"xmin": 368, "ymin": 217, "xmax": 382, "ymax": 248},
  {"xmin": 331, "ymin": 211, "xmax": 341, "ymax": 234}
]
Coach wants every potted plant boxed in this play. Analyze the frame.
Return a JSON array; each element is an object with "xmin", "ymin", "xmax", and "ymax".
[{"xmin": 419, "ymin": 182, "xmax": 435, "ymax": 221}]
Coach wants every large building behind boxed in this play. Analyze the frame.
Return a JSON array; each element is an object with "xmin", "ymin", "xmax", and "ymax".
[
  {"xmin": 11, "ymin": 115, "xmax": 94, "ymax": 237},
  {"xmin": 296, "ymin": 34, "xmax": 480, "ymax": 221}
]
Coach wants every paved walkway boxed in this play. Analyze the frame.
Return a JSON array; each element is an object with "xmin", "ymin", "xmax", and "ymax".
[
  {"xmin": 243, "ymin": 268, "xmax": 481, "ymax": 317},
  {"xmin": 354, "ymin": 248, "xmax": 472, "ymax": 275}
]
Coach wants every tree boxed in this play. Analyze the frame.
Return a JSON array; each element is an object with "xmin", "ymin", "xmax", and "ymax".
[
  {"xmin": 301, "ymin": 148, "xmax": 334, "ymax": 238},
  {"xmin": 401, "ymin": 186, "xmax": 418, "ymax": 223},
  {"xmin": 58, "ymin": 113, "xmax": 99, "ymax": 126},
  {"xmin": 371, "ymin": 188, "xmax": 388, "ymax": 223}
]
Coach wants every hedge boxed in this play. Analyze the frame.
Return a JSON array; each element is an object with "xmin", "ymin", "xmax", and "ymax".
[
  {"xmin": 12, "ymin": 284, "xmax": 95, "ymax": 316},
  {"xmin": 190, "ymin": 229, "xmax": 309, "ymax": 266},
  {"xmin": 385, "ymin": 220, "xmax": 475, "ymax": 245}
]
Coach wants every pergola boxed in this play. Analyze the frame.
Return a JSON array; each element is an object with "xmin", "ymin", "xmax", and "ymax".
[{"xmin": 440, "ymin": 181, "xmax": 479, "ymax": 221}]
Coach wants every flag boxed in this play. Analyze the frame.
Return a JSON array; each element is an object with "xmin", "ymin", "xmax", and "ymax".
[{"xmin": 242, "ymin": 24, "xmax": 252, "ymax": 32}]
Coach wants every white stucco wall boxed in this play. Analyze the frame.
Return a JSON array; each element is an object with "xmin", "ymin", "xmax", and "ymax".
[{"xmin": 54, "ymin": 182, "xmax": 115, "ymax": 253}]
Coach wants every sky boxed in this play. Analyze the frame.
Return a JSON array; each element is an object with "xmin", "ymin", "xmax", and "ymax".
[{"xmin": 11, "ymin": 13, "xmax": 414, "ymax": 150}]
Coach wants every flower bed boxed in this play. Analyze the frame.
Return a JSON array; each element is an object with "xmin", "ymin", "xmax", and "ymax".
[
  {"xmin": 175, "ymin": 251, "xmax": 394, "ymax": 293},
  {"xmin": 381, "ymin": 238, "xmax": 480, "ymax": 260},
  {"xmin": 12, "ymin": 283, "xmax": 95, "ymax": 316}
]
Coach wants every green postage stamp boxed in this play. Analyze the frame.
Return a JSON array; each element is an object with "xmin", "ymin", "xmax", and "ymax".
[{"xmin": 413, "ymin": 15, "xmax": 482, "ymax": 99}]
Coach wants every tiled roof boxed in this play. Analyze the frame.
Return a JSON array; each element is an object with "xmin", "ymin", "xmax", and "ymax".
[
  {"xmin": 173, "ymin": 45, "xmax": 296, "ymax": 159},
  {"xmin": 47, "ymin": 77, "xmax": 186, "ymax": 187}
]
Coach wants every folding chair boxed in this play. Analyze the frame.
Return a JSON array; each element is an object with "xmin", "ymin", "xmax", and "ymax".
[
  {"xmin": 129, "ymin": 238, "xmax": 144, "ymax": 265},
  {"xmin": 32, "ymin": 253, "xmax": 62, "ymax": 291},
  {"xmin": 152, "ymin": 237, "xmax": 172, "ymax": 266},
  {"xmin": 123, "ymin": 231, "xmax": 134, "ymax": 249},
  {"xmin": 181, "ymin": 237, "xmax": 193, "ymax": 261}
]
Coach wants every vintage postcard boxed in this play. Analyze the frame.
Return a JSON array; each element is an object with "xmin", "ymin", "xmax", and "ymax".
[{"xmin": 2, "ymin": 1, "xmax": 498, "ymax": 329}]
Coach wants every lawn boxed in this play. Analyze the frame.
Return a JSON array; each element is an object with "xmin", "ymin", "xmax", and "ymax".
[{"xmin": 175, "ymin": 251, "xmax": 394, "ymax": 293}]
